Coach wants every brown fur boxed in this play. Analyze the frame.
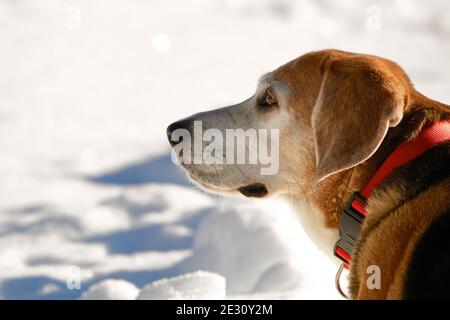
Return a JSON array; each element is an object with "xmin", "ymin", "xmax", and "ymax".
[
  {"xmin": 169, "ymin": 49, "xmax": 450, "ymax": 299},
  {"xmin": 351, "ymin": 179, "xmax": 450, "ymax": 299},
  {"xmin": 272, "ymin": 49, "xmax": 450, "ymax": 299}
]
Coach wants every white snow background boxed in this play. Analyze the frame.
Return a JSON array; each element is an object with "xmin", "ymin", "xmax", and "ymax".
[{"xmin": 0, "ymin": 0, "xmax": 449, "ymax": 299}]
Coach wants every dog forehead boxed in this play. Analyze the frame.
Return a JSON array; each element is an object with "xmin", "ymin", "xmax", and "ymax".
[
  {"xmin": 259, "ymin": 50, "xmax": 334, "ymax": 88},
  {"xmin": 270, "ymin": 53, "xmax": 326, "ymax": 89}
]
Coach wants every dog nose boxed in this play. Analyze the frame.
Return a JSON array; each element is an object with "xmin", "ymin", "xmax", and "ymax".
[{"xmin": 167, "ymin": 119, "xmax": 190, "ymax": 147}]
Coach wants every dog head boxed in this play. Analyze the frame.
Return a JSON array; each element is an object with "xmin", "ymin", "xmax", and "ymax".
[{"xmin": 167, "ymin": 49, "xmax": 412, "ymax": 199}]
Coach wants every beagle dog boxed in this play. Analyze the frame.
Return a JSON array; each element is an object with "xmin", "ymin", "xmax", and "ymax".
[{"xmin": 167, "ymin": 49, "xmax": 450, "ymax": 299}]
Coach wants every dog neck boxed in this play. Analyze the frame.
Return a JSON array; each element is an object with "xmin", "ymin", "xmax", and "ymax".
[
  {"xmin": 289, "ymin": 169, "xmax": 357, "ymax": 259},
  {"xmin": 288, "ymin": 154, "xmax": 394, "ymax": 261},
  {"xmin": 296, "ymin": 100, "xmax": 450, "ymax": 260}
]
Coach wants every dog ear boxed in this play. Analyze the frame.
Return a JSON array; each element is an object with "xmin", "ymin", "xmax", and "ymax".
[{"xmin": 312, "ymin": 56, "xmax": 407, "ymax": 183}]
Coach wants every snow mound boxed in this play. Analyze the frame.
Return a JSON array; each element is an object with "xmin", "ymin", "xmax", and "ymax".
[
  {"xmin": 80, "ymin": 279, "xmax": 139, "ymax": 300},
  {"xmin": 179, "ymin": 200, "xmax": 304, "ymax": 293},
  {"xmin": 137, "ymin": 271, "xmax": 226, "ymax": 300},
  {"xmin": 253, "ymin": 262, "xmax": 302, "ymax": 292}
]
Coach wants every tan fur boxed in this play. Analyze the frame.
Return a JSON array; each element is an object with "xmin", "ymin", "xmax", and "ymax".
[
  {"xmin": 169, "ymin": 49, "xmax": 450, "ymax": 299},
  {"xmin": 271, "ymin": 50, "xmax": 450, "ymax": 299},
  {"xmin": 350, "ymin": 179, "xmax": 450, "ymax": 299},
  {"xmin": 268, "ymin": 50, "xmax": 413, "ymax": 216}
]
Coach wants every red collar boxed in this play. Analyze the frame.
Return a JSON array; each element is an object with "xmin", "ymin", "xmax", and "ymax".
[{"xmin": 334, "ymin": 121, "xmax": 450, "ymax": 269}]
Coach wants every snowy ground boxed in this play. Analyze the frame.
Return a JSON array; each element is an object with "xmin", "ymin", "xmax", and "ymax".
[{"xmin": 0, "ymin": 0, "xmax": 449, "ymax": 299}]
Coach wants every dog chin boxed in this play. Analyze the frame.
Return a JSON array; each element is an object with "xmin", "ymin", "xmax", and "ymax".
[
  {"xmin": 185, "ymin": 172, "xmax": 268, "ymax": 199},
  {"xmin": 184, "ymin": 173, "xmax": 237, "ymax": 195}
]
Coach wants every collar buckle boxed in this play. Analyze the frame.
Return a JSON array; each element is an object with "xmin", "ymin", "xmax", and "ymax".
[{"xmin": 334, "ymin": 192, "xmax": 366, "ymax": 265}]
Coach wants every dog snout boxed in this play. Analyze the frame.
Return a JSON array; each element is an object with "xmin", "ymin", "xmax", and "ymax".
[{"xmin": 166, "ymin": 119, "xmax": 191, "ymax": 147}]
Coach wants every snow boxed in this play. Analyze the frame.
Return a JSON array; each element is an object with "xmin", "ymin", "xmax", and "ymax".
[
  {"xmin": 137, "ymin": 271, "xmax": 226, "ymax": 300},
  {"xmin": 179, "ymin": 200, "xmax": 310, "ymax": 294},
  {"xmin": 0, "ymin": 0, "xmax": 449, "ymax": 300},
  {"xmin": 80, "ymin": 279, "xmax": 139, "ymax": 300},
  {"xmin": 253, "ymin": 262, "xmax": 302, "ymax": 293}
]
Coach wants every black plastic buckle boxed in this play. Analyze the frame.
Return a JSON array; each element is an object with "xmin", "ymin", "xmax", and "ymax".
[{"xmin": 334, "ymin": 192, "xmax": 367, "ymax": 263}]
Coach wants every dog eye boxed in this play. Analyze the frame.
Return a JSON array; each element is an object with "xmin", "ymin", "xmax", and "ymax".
[{"xmin": 258, "ymin": 88, "xmax": 277, "ymax": 110}]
